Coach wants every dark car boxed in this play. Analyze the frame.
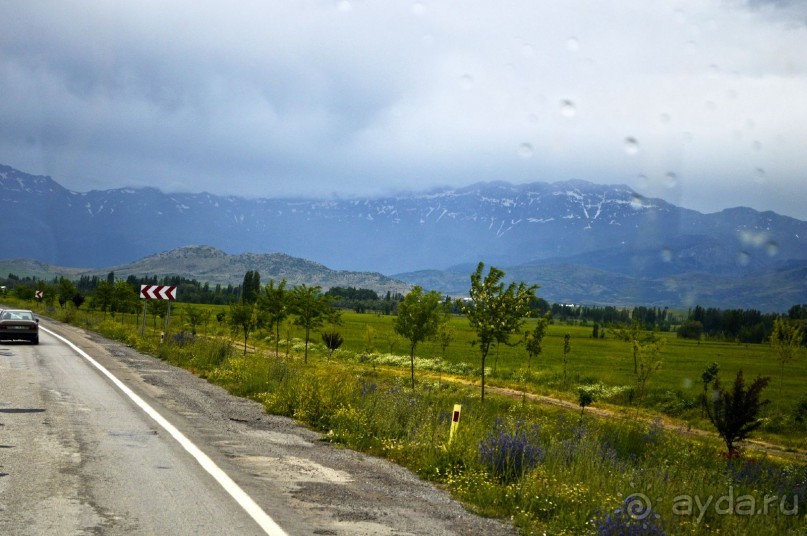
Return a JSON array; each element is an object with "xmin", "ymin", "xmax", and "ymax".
[{"xmin": 0, "ymin": 309, "xmax": 39, "ymax": 344}]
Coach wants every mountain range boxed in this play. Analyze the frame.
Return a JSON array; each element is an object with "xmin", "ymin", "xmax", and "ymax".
[{"xmin": 2, "ymin": 163, "xmax": 806, "ymax": 310}]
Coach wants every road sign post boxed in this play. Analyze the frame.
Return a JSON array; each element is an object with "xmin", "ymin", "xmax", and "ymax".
[{"xmin": 139, "ymin": 285, "xmax": 177, "ymax": 337}]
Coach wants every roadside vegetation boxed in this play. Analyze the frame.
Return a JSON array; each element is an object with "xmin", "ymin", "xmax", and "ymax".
[{"xmin": 1, "ymin": 269, "xmax": 806, "ymax": 535}]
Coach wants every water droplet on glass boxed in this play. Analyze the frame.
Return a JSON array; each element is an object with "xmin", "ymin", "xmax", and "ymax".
[
  {"xmin": 560, "ymin": 100, "xmax": 576, "ymax": 118},
  {"xmin": 737, "ymin": 251, "xmax": 750, "ymax": 267},
  {"xmin": 630, "ymin": 195, "xmax": 644, "ymax": 210},
  {"xmin": 709, "ymin": 64, "xmax": 721, "ymax": 78},
  {"xmin": 336, "ymin": 0, "xmax": 352, "ymax": 12},
  {"xmin": 664, "ymin": 172, "xmax": 678, "ymax": 189},
  {"xmin": 522, "ymin": 44, "xmax": 535, "ymax": 58},
  {"xmin": 566, "ymin": 37, "xmax": 580, "ymax": 52},
  {"xmin": 660, "ymin": 247, "xmax": 673, "ymax": 263},
  {"xmin": 753, "ymin": 168, "xmax": 766, "ymax": 184},
  {"xmin": 412, "ymin": 2, "xmax": 425, "ymax": 15},
  {"xmin": 659, "ymin": 113, "xmax": 671, "ymax": 124},
  {"xmin": 518, "ymin": 143, "xmax": 534, "ymax": 159},
  {"xmin": 459, "ymin": 74, "xmax": 474, "ymax": 90},
  {"xmin": 624, "ymin": 137, "xmax": 639, "ymax": 155},
  {"xmin": 752, "ymin": 140, "xmax": 763, "ymax": 152},
  {"xmin": 766, "ymin": 241, "xmax": 779, "ymax": 257}
]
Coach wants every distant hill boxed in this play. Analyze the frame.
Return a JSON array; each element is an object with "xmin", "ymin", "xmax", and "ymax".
[
  {"xmin": 0, "ymin": 246, "xmax": 411, "ymax": 295},
  {"xmin": 2, "ymin": 162, "xmax": 806, "ymax": 310}
]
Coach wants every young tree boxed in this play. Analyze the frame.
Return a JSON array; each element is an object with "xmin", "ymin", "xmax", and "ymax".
[
  {"xmin": 393, "ymin": 286, "xmax": 442, "ymax": 389},
  {"xmin": 435, "ymin": 309, "xmax": 455, "ymax": 387},
  {"xmin": 229, "ymin": 301, "xmax": 256, "ymax": 355},
  {"xmin": 465, "ymin": 262, "xmax": 538, "ymax": 402},
  {"xmin": 289, "ymin": 284, "xmax": 339, "ymax": 363},
  {"xmin": 705, "ymin": 369, "xmax": 770, "ymax": 456},
  {"xmin": 57, "ymin": 277, "xmax": 77, "ymax": 308},
  {"xmin": 770, "ymin": 317, "xmax": 803, "ymax": 398},
  {"xmin": 700, "ymin": 362, "xmax": 720, "ymax": 417},
  {"xmin": 562, "ymin": 333, "xmax": 571, "ymax": 385},
  {"xmin": 257, "ymin": 279, "xmax": 289, "ymax": 357},
  {"xmin": 523, "ymin": 314, "xmax": 550, "ymax": 400},
  {"xmin": 185, "ymin": 305, "xmax": 203, "ymax": 335},
  {"xmin": 611, "ymin": 319, "xmax": 660, "ymax": 374}
]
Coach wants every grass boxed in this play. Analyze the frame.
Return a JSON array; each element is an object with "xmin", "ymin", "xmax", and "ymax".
[{"xmin": 8, "ymin": 297, "xmax": 807, "ymax": 535}]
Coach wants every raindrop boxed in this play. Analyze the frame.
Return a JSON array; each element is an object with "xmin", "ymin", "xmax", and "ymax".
[
  {"xmin": 753, "ymin": 168, "xmax": 766, "ymax": 184},
  {"xmin": 336, "ymin": 0, "xmax": 352, "ymax": 12},
  {"xmin": 459, "ymin": 74, "xmax": 474, "ymax": 90},
  {"xmin": 664, "ymin": 172, "xmax": 679, "ymax": 189},
  {"xmin": 766, "ymin": 241, "xmax": 779, "ymax": 257},
  {"xmin": 630, "ymin": 194, "xmax": 644, "ymax": 210},
  {"xmin": 566, "ymin": 37, "xmax": 580, "ymax": 52},
  {"xmin": 659, "ymin": 113, "xmax": 671, "ymax": 124},
  {"xmin": 518, "ymin": 143, "xmax": 534, "ymax": 159},
  {"xmin": 560, "ymin": 100, "xmax": 576, "ymax": 118},
  {"xmin": 412, "ymin": 2, "xmax": 425, "ymax": 15},
  {"xmin": 660, "ymin": 247, "xmax": 673, "ymax": 263},
  {"xmin": 623, "ymin": 137, "xmax": 639, "ymax": 155},
  {"xmin": 737, "ymin": 251, "xmax": 750, "ymax": 267},
  {"xmin": 752, "ymin": 140, "xmax": 763, "ymax": 151},
  {"xmin": 521, "ymin": 44, "xmax": 535, "ymax": 58}
]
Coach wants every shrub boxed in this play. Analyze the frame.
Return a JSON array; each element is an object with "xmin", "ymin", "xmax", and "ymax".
[
  {"xmin": 478, "ymin": 418, "xmax": 544, "ymax": 483},
  {"xmin": 594, "ymin": 495, "xmax": 666, "ymax": 535}
]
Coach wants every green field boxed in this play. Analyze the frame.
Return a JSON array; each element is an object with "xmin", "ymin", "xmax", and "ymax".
[{"xmin": 8, "ymin": 298, "xmax": 807, "ymax": 535}]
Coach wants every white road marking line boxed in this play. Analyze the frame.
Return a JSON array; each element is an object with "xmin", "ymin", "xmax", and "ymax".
[{"xmin": 41, "ymin": 326, "xmax": 288, "ymax": 536}]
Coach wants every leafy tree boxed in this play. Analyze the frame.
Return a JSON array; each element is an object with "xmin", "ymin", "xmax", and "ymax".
[
  {"xmin": 57, "ymin": 277, "xmax": 77, "ymax": 308},
  {"xmin": 241, "ymin": 270, "xmax": 261, "ymax": 304},
  {"xmin": 321, "ymin": 330, "xmax": 344, "ymax": 360},
  {"xmin": 185, "ymin": 305, "xmax": 203, "ymax": 335},
  {"xmin": 91, "ymin": 280, "xmax": 114, "ymax": 317},
  {"xmin": 700, "ymin": 362, "xmax": 720, "ymax": 417},
  {"xmin": 634, "ymin": 337, "xmax": 664, "ymax": 412},
  {"xmin": 523, "ymin": 314, "xmax": 550, "ymax": 400},
  {"xmin": 705, "ymin": 369, "xmax": 770, "ymax": 455},
  {"xmin": 111, "ymin": 280, "xmax": 138, "ymax": 318},
  {"xmin": 770, "ymin": 317, "xmax": 803, "ymax": 398},
  {"xmin": 393, "ymin": 286, "xmax": 442, "ymax": 389},
  {"xmin": 257, "ymin": 279, "xmax": 289, "ymax": 358},
  {"xmin": 611, "ymin": 319, "xmax": 660, "ymax": 374},
  {"xmin": 465, "ymin": 262, "xmax": 538, "ymax": 402},
  {"xmin": 229, "ymin": 302, "xmax": 256, "ymax": 355},
  {"xmin": 562, "ymin": 333, "xmax": 572, "ymax": 385},
  {"xmin": 71, "ymin": 293, "xmax": 85, "ymax": 309},
  {"xmin": 435, "ymin": 309, "xmax": 455, "ymax": 387},
  {"xmin": 289, "ymin": 284, "xmax": 339, "ymax": 363},
  {"xmin": 148, "ymin": 299, "xmax": 170, "ymax": 329},
  {"xmin": 677, "ymin": 319, "xmax": 704, "ymax": 340}
]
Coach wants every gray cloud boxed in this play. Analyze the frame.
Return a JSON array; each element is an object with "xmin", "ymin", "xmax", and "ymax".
[{"xmin": 1, "ymin": 0, "xmax": 806, "ymax": 218}]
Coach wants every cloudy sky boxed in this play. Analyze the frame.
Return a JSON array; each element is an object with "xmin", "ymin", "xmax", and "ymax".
[{"xmin": 1, "ymin": 0, "xmax": 806, "ymax": 219}]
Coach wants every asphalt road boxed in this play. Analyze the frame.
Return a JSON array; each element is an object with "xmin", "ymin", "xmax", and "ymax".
[{"xmin": 0, "ymin": 317, "xmax": 517, "ymax": 536}]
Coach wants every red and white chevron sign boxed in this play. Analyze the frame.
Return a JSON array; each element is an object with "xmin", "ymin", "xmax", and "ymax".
[{"xmin": 139, "ymin": 285, "xmax": 177, "ymax": 301}]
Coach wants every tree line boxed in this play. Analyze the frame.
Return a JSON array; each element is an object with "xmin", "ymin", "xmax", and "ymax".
[{"xmin": 677, "ymin": 304, "xmax": 807, "ymax": 344}]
